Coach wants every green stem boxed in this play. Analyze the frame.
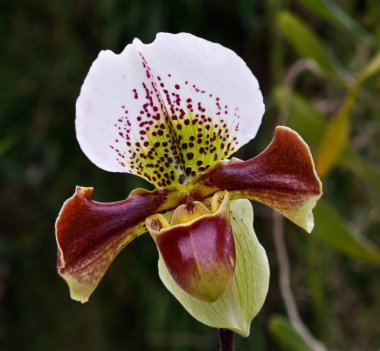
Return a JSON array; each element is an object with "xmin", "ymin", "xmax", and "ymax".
[{"xmin": 218, "ymin": 329, "xmax": 236, "ymax": 351}]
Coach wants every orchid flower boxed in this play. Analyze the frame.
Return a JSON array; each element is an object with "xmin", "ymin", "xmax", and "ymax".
[{"xmin": 55, "ymin": 33, "xmax": 322, "ymax": 336}]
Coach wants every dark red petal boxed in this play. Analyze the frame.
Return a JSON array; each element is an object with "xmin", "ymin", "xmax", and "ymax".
[
  {"xmin": 146, "ymin": 192, "xmax": 235, "ymax": 302},
  {"xmin": 191, "ymin": 126, "xmax": 322, "ymax": 232},
  {"xmin": 56, "ymin": 186, "xmax": 180, "ymax": 302}
]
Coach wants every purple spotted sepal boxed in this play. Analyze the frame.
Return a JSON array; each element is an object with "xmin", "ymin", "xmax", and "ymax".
[{"xmin": 146, "ymin": 191, "xmax": 235, "ymax": 302}]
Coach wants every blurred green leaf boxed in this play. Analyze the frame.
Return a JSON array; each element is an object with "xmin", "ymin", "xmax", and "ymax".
[
  {"xmin": 316, "ymin": 51, "xmax": 380, "ymax": 177},
  {"xmin": 340, "ymin": 148, "xmax": 380, "ymax": 196},
  {"xmin": 296, "ymin": 0, "xmax": 377, "ymax": 47},
  {"xmin": 356, "ymin": 51, "xmax": 380, "ymax": 84},
  {"xmin": 0, "ymin": 134, "xmax": 19, "ymax": 156},
  {"xmin": 315, "ymin": 102, "xmax": 350, "ymax": 178},
  {"xmin": 313, "ymin": 201, "xmax": 380, "ymax": 266},
  {"xmin": 268, "ymin": 315, "xmax": 313, "ymax": 351},
  {"xmin": 276, "ymin": 11, "xmax": 338, "ymax": 74},
  {"xmin": 274, "ymin": 86, "xmax": 326, "ymax": 145}
]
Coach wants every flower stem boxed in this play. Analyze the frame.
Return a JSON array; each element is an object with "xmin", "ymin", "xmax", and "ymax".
[{"xmin": 218, "ymin": 328, "xmax": 235, "ymax": 351}]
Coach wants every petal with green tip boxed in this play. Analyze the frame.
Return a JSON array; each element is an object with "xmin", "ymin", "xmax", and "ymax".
[
  {"xmin": 191, "ymin": 126, "xmax": 322, "ymax": 232},
  {"xmin": 56, "ymin": 186, "xmax": 181, "ymax": 302},
  {"xmin": 158, "ymin": 199, "xmax": 269, "ymax": 336}
]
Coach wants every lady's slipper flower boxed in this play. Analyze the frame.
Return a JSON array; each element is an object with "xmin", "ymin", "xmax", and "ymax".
[{"xmin": 56, "ymin": 33, "xmax": 322, "ymax": 335}]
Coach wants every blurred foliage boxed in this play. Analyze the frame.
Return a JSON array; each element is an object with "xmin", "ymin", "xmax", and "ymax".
[
  {"xmin": 268, "ymin": 315, "xmax": 313, "ymax": 351},
  {"xmin": 1, "ymin": 0, "xmax": 380, "ymax": 350}
]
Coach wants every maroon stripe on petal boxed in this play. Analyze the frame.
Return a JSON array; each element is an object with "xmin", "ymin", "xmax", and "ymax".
[
  {"xmin": 191, "ymin": 127, "xmax": 322, "ymax": 231},
  {"xmin": 56, "ymin": 186, "xmax": 180, "ymax": 302}
]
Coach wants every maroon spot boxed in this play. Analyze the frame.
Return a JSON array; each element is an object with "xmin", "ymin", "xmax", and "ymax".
[{"xmin": 179, "ymin": 174, "xmax": 186, "ymax": 184}]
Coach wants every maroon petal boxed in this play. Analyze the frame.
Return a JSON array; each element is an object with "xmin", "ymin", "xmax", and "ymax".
[
  {"xmin": 146, "ymin": 192, "xmax": 235, "ymax": 302},
  {"xmin": 191, "ymin": 126, "xmax": 322, "ymax": 232},
  {"xmin": 56, "ymin": 186, "xmax": 181, "ymax": 302}
]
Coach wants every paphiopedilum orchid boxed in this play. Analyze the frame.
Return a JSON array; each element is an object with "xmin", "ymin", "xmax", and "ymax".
[{"xmin": 56, "ymin": 33, "xmax": 322, "ymax": 336}]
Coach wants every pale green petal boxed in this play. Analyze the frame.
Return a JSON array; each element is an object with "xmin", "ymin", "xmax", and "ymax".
[{"xmin": 158, "ymin": 199, "xmax": 270, "ymax": 336}]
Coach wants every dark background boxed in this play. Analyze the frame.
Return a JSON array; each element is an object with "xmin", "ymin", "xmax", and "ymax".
[{"xmin": 1, "ymin": 1, "xmax": 380, "ymax": 350}]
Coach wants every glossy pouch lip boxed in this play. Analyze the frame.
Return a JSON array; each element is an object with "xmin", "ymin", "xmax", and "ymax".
[{"xmin": 146, "ymin": 191, "xmax": 235, "ymax": 302}]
